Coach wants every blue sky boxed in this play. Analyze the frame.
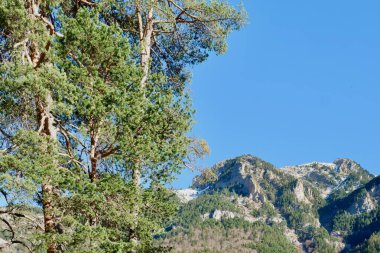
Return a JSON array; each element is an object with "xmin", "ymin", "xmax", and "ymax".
[{"xmin": 172, "ymin": 0, "xmax": 380, "ymax": 188}]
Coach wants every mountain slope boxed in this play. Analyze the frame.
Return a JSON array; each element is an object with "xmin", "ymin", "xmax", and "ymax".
[
  {"xmin": 165, "ymin": 155, "xmax": 377, "ymax": 253},
  {"xmin": 319, "ymin": 176, "xmax": 380, "ymax": 251}
]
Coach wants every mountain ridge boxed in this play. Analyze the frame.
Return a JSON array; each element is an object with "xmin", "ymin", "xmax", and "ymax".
[{"xmin": 167, "ymin": 154, "xmax": 380, "ymax": 253}]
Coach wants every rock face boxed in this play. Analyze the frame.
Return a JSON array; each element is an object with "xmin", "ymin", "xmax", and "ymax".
[
  {"xmin": 348, "ymin": 191, "xmax": 376, "ymax": 214},
  {"xmin": 0, "ymin": 207, "xmax": 43, "ymax": 253},
  {"xmin": 333, "ymin": 158, "xmax": 362, "ymax": 175},
  {"xmin": 281, "ymin": 159, "xmax": 373, "ymax": 199},
  {"xmin": 171, "ymin": 155, "xmax": 380, "ymax": 253},
  {"xmin": 193, "ymin": 155, "xmax": 286, "ymax": 203},
  {"xmin": 294, "ymin": 180, "xmax": 310, "ymax": 204},
  {"xmin": 210, "ymin": 159, "xmax": 264, "ymax": 199},
  {"xmin": 192, "ymin": 156, "xmax": 373, "ymax": 204},
  {"xmin": 202, "ymin": 210, "xmax": 237, "ymax": 221},
  {"xmin": 174, "ymin": 188, "xmax": 198, "ymax": 203},
  {"xmin": 345, "ymin": 178, "xmax": 380, "ymax": 215}
]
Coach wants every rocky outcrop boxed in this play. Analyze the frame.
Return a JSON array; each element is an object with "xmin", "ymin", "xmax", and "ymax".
[
  {"xmin": 281, "ymin": 159, "xmax": 373, "ymax": 199},
  {"xmin": 294, "ymin": 180, "xmax": 311, "ymax": 204},
  {"xmin": 172, "ymin": 155, "xmax": 379, "ymax": 253},
  {"xmin": 193, "ymin": 155, "xmax": 285, "ymax": 203},
  {"xmin": 333, "ymin": 159, "xmax": 362, "ymax": 175},
  {"xmin": 348, "ymin": 191, "xmax": 376, "ymax": 214},
  {"xmin": 201, "ymin": 210, "xmax": 237, "ymax": 221},
  {"xmin": 211, "ymin": 159, "xmax": 265, "ymax": 200},
  {"xmin": 174, "ymin": 188, "xmax": 198, "ymax": 203},
  {"xmin": 347, "ymin": 181, "xmax": 380, "ymax": 214}
]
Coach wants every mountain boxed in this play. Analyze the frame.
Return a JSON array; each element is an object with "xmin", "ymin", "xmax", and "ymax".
[{"xmin": 162, "ymin": 155, "xmax": 379, "ymax": 253}]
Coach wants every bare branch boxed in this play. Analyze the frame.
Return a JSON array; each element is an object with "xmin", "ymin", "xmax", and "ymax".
[
  {"xmin": 99, "ymin": 145, "xmax": 119, "ymax": 159},
  {"xmin": 0, "ymin": 127, "xmax": 11, "ymax": 139}
]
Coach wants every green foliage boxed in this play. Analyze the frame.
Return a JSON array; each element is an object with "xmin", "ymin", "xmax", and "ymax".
[
  {"xmin": 173, "ymin": 192, "xmax": 239, "ymax": 228},
  {"xmin": 163, "ymin": 216, "xmax": 297, "ymax": 253},
  {"xmin": 98, "ymin": 0, "xmax": 247, "ymax": 90},
  {"xmin": 251, "ymin": 202, "xmax": 276, "ymax": 218},
  {"xmin": 277, "ymin": 181, "xmax": 312, "ymax": 229},
  {"xmin": 328, "ymin": 166, "xmax": 374, "ymax": 202},
  {"xmin": 318, "ymin": 177, "xmax": 380, "ymax": 250},
  {"xmin": 298, "ymin": 226, "xmax": 336, "ymax": 253},
  {"xmin": 192, "ymin": 168, "xmax": 218, "ymax": 188},
  {"xmin": 332, "ymin": 211, "xmax": 355, "ymax": 235},
  {"xmin": 363, "ymin": 232, "xmax": 380, "ymax": 253},
  {"xmin": 244, "ymin": 223, "xmax": 298, "ymax": 253},
  {"xmin": 0, "ymin": 0, "xmax": 246, "ymax": 252},
  {"xmin": 275, "ymin": 180, "xmax": 337, "ymax": 251}
]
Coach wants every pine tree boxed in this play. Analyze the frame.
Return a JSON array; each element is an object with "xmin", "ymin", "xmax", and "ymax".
[
  {"xmin": 0, "ymin": 0, "xmax": 68, "ymax": 251},
  {"xmin": 0, "ymin": 1, "xmax": 246, "ymax": 252}
]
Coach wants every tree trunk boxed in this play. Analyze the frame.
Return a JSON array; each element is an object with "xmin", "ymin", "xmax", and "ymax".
[
  {"xmin": 90, "ymin": 127, "xmax": 99, "ymax": 182},
  {"xmin": 36, "ymin": 94, "xmax": 58, "ymax": 253},
  {"xmin": 130, "ymin": 167, "xmax": 141, "ymax": 252},
  {"xmin": 42, "ymin": 181, "xmax": 57, "ymax": 253},
  {"xmin": 129, "ymin": 4, "xmax": 155, "ymax": 251},
  {"xmin": 26, "ymin": 1, "xmax": 59, "ymax": 250},
  {"xmin": 138, "ymin": 5, "xmax": 154, "ymax": 88}
]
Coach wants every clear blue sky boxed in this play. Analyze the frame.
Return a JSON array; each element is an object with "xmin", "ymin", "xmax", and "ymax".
[{"xmin": 172, "ymin": 0, "xmax": 380, "ymax": 189}]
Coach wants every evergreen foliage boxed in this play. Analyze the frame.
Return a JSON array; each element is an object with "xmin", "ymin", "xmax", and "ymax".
[{"xmin": 0, "ymin": 0, "xmax": 245, "ymax": 252}]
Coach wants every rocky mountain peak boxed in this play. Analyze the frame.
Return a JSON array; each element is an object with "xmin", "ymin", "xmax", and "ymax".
[
  {"xmin": 172, "ymin": 155, "xmax": 379, "ymax": 253},
  {"xmin": 192, "ymin": 155, "xmax": 288, "ymax": 203},
  {"xmin": 281, "ymin": 158, "xmax": 373, "ymax": 199},
  {"xmin": 191, "ymin": 155, "xmax": 373, "ymax": 202},
  {"xmin": 333, "ymin": 158, "xmax": 363, "ymax": 175}
]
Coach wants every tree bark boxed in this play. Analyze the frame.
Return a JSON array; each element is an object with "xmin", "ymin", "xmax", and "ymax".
[
  {"xmin": 138, "ymin": 4, "xmax": 154, "ymax": 88},
  {"xmin": 89, "ymin": 125, "xmax": 99, "ymax": 182},
  {"xmin": 36, "ymin": 94, "xmax": 58, "ymax": 253},
  {"xmin": 129, "ymin": 3, "xmax": 156, "ymax": 251},
  {"xmin": 27, "ymin": 1, "xmax": 59, "ymax": 251},
  {"xmin": 130, "ymin": 167, "xmax": 141, "ymax": 252}
]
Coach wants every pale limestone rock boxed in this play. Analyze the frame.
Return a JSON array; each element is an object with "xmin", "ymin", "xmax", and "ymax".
[
  {"xmin": 348, "ymin": 192, "xmax": 376, "ymax": 214},
  {"xmin": 201, "ymin": 210, "xmax": 237, "ymax": 221},
  {"xmin": 294, "ymin": 180, "xmax": 310, "ymax": 204}
]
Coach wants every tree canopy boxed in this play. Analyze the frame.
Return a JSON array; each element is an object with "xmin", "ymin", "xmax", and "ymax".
[{"xmin": 0, "ymin": 0, "xmax": 246, "ymax": 252}]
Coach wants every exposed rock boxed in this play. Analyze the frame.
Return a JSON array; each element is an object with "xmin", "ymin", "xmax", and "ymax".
[
  {"xmin": 294, "ymin": 180, "xmax": 310, "ymax": 204},
  {"xmin": 348, "ymin": 191, "xmax": 376, "ymax": 214},
  {"xmin": 368, "ymin": 184, "xmax": 380, "ymax": 202},
  {"xmin": 212, "ymin": 160, "xmax": 265, "ymax": 199},
  {"xmin": 171, "ymin": 155, "xmax": 377, "ymax": 253},
  {"xmin": 333, "ymin": 159, "xmax": 362, "ymax": 176},
  {"xmin": 281, "ymin": 159, "xmax": 373, "ymax": 199},
  {"xmin": 284, "ymin": 228, "xmax": 304, "ymax": 250},
  {"xmin": 201, "ymin": 210, "xmax": 237, "ymax": 221},
  {"xmin": 174, "ymin": 188, "xmax": 198, "ymax": 203},
  {"xmin": 193, "ymin": 155, "xmax": 284, "ymax": 204}
]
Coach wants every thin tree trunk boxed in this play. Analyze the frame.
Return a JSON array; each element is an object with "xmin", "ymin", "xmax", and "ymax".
[
  {"xmin": 42, "ymin": 180, "xmax": 56, "ymax": 253},
  {"xmin": 130, "ymin": 166, "xmax": 141, "ymax": 252},
  {"xmin": 129, "ymin": 2, "xmax": 156, "ymax": 251},
  {"xmin": 90, "ymin": 125, "xmax": 99, "ymax": 182},
  {"xmin": 129, "ymin": 4, "xmax": 155, "ymax": 251},
  {"xmin": 138, "ymin": 4, "xmax": 154, "ymax": 88},
  {"xmin": 36, "ymin": 93, "xmax": 58, "ymax": 253},
  {"xmin": 27, "ymin": 1, "xmax": 59, "ymax": 250},
  {"xmin": 89, "ymin": 125, "xmax": 99, "ymax": 226}
]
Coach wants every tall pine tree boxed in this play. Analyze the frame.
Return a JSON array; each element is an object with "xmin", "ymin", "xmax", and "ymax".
[{"xmin": 0, "ymin": 1, "xmax": 246, "ymax": 252}]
